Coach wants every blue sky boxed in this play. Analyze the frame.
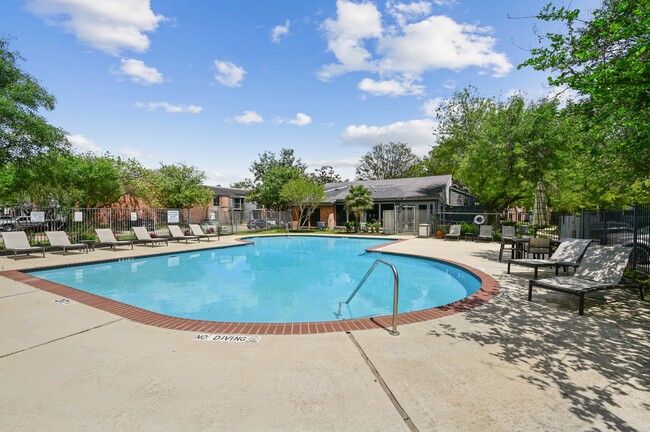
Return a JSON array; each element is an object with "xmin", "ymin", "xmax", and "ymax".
[{"xmin": 2, "ymin": 0, "xmax": 598, "ymax": 186}]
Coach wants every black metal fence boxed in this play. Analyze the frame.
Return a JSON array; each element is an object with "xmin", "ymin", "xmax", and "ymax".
[
  {"xmin": 580, "ymin": 204, "xmax": 650, "ymax": 271},
  {"xmin": 0, "ymin": 206, "xmax": 293, "ymax": 246}
]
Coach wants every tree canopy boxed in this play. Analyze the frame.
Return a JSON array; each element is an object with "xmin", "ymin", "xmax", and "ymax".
[
  {"xmin": 520, "ymin": 0, "xmax": 650, "ymax": 204},
  {"xmin": 0, "ymin": 37, "xmax": 69, "ymax": 165},
  {"xmin": 310, "ymin": 165, "xmax": 342, "ymax": 184},
  {"xmin": 425, "ymin": 88, "xmax": 569, "ymax": 211},
  {"xmin": 145, "ymin": 162, "xmax": 214, "ymax": 209},
  {"xmin": 280, "ymin": 177, "xmax": 326, "ymax": 229},
  {"xmin": 355, "ymin": 142, "xmax": 420, "ymax": 181}
]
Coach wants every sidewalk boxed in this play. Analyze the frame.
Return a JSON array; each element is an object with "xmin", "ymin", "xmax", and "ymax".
[{"xmin": 1, "ymin": 235, "xmax": 648, "ymax": 431}]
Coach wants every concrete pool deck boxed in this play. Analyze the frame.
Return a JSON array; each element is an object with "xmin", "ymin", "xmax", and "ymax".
[{"xmin": 1, "ymin": 234, "xmax": 648, "ymax": 431}]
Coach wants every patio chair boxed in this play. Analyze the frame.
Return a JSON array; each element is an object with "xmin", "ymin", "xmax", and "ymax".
[
  {"xmin": 132, "ymin": 226, "xmax": 168, "ymax": 247},
  {"xmin": 444, "ymin": 224, "xmax": 461, "ymax": 241},
  {"xmin": 189, "ymin": 224, "xmax": 219, "ymax": 242},
  {"xmin": 498, "ymin": 225, "xmax": 517, "ymax": 262},
  {"xmin": 45, "ymin": 231, "xmax": 89, "ymax": 255},
  {"xmin": 1, "ymin": 231, "xmax": 46, "ymax": 259},
  {"xmin": 508, "ymin": 238, "xmax": 592, "ymax": 278},
  {"xmin": 528, "ymin": 245, "xmax": 633, "ymax": 315},
  {"xmin": 168, "ymin": 225, "xmax": 201, "ymax": 243},
  {"xmin": 94, "ymin": 228, "xmax": 134, "ymax": 251},
  {"xmin": 526, "ymin": 237, "xmax": 552, "ymax": 259},
  {"xmin": 476, "ymin": 224, "xmax": 493, "ymax": 242}
]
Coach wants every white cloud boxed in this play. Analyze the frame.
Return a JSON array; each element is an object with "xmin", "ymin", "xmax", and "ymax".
[
  {"xmin": 547, "ymin": 87, "xmax": 583, "ymax": 105},
  {"xmin": 341, "ymin": 119, "xmax": 437, "ymax": 155},
  {"xmin": 378, "ymin": 16, "xmax": 512, "ymax": 77},
  {"xmin": 67, "ymin": 134, "xmax": 101, "ymax": 153},
  {"xmin": 387, "ymin": 1, "xmax": 433, "ymax": 27},
  {"xmin": 234, "ymin": 110, "xmax": 263, "ymax": 124},
  {"xmin": 358, "ymin": 77, "xmax": 424, "ymax": 96},
  {"xmin": 277, "ymin": 113, "xmax": 312, "ymax": 126},
  {"xmin": 120, "ymin": 147, "xmax": 143, "ymax": 158},
  {"xmin": 318, "ymin": 0, "xmax": 383, "ymax": 80},
  {"xmin": 442, "ymin": 79, "xmax": 457, "ymax": 89},
  {"xmin": 134, "ymin": 101, "xmax": 203, "ymax": 113},
  {"xmin": 318, "ymin": 0, "xmax": 512, "ymax": 91},
  {"xmin": 117, "ymin": 58, "xmax": 163, "ymax": 84},
  {"xmin": 271, "ymin": 20, "xmax": 290, "ymax": 43},
  {"xmin": 421, "ymin": 97, "xmax": 444, "ymax": 118},
  {"xmin": 27, "ymin": 0, "xmax": 165, "ymax": 55},
  {"xmin": 214, "ymin": 60, "xmax": 246, "ymax": 87}
]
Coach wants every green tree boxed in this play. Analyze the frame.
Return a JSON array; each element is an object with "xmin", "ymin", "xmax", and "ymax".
[
  {"xmin": 230, "ymin": 180, "xmax": 253, "ymax": 189},
  {"xmin": 280, "ymin": 177, "xmax": 326, "ymax": 230},
  {"xmin": 4, "ymin": 152, "xmax": 127, "ymax": 208},
  {"xmin": 247, "ymin": 165, "xmax": 303, "ymax": 211},
  {"xmin": 428, "ymin": 87, "xmax": 567, "ymax": 211},
  {"xmin": 249, "ymin": 148, "xmax": 307, "ymax": 183},
  {"xmin": 310, "ymin": 165, "xmax": 342, "ymax": 184},
  {"xmin": 148, "ymin": 162, "xmax": 213, "ymax": 209},
  {"xmin": 0, "ymin": 37, "xmax": 69, "ymax": 165},
  {"xmin": 355, "ymin": 142, "xmax": 421, "ymax": 180},
  {"xmin": 344, "ymin": 185, "xmax": 374, "ymax": 232},
  {"xmin": 520, "ymin": 0, "xmax": 650, "ymax": 205}
]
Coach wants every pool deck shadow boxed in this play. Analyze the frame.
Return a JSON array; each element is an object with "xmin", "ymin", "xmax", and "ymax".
[{"xmin": 1, "ymin": 234, "xmax": 648, "ymax": 431}]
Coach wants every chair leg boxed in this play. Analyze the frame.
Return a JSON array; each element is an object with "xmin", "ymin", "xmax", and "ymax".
[
  {"xmin": 534, "ymin": 267, "xmax": 538, "ymax": 279},
  {"xmin": 507, "ymin": 262, "xmax": 511, "ymax": 274},
  {"xmin": 499, "ymin": 243, "xmax": 504, "ymax": 262},
  {"xmin": 578, "ymin": 293, "xmax": 585, "ymax": 315},
  {"xmin": 528, "ymin": 281, "xmax": 534, "ymax": 301}
]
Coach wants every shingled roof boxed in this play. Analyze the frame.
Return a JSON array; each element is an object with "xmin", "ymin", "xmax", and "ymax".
[{"xmin": 323, "ymin": 175, "xmax": 452, "ymax": 203}]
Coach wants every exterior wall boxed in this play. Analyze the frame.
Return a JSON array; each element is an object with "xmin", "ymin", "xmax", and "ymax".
[{"xmin": 320, "ymin": 206, "xmax": 335, "ymax": 229}]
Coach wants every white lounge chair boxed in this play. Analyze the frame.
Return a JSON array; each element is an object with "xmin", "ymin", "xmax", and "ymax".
[
  {"xmin": 476, "ymin": 224, "xmax": 493, "ymax": 242},
  {"xmin": 508, "ymin": 238, "xmax": 592, "ymax": 278},
  {"xmin": 1, "ymin": 231, "xmax": 45, "ymax": 259},
  {"xmin": 444, "ymin": 224, "xmax": 461, "ymax": 241},
  {"xmin": 189, "ymin": 224, "xmax": 219, "ymax": 241},
  {"xmin": 168, "ymin": 225, "xmax": 200, "ymax": 243},
  {"xmin": 528, "ymin": 245, "xmax": 632, "ymax": 315},
  {"xmin": 132, "ymin": 226, "xmax": 168, "ymax": 247},
  {"xmin": 45, "ymin": 231, "xmax": 89, "ymax": 255},
  {"xmin": 94, "ymin": 228, "xmax": 134, "ymax": 251}
]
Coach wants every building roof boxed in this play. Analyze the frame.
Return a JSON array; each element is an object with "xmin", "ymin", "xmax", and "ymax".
[
  {"xmin": 323, "ymin": 175, "xmax": 452, "ymax": 203},
  {"xmin": 207, "ymin": 186, "xmax": 248, "ymax": 199}
]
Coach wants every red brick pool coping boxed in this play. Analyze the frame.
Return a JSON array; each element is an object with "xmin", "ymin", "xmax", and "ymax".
[{"xmin": 0, "ymin": 238, "xmax": 500, "ymax": 335}]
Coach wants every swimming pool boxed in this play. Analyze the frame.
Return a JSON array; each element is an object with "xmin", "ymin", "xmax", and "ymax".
[{"xmin": 28, "ymin": 236, "xmax": 482, "ymax": 323}]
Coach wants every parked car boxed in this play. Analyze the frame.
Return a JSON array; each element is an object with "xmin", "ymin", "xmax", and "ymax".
[
  {"xmin": 607, "ymin": 229, "xmax": 650, "ymax": 265},
  {"xmin": 0, "ymin": 216, "xmax": 64, "ymax": 232},
  {"xmin": 247, "ymin": 219, "xmax": 277, "ymax": 229}
]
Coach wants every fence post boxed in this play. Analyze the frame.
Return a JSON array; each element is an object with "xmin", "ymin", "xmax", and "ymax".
[{"xmin": 632, "ymin": 204, "xmax": 638, "ymax": 270}]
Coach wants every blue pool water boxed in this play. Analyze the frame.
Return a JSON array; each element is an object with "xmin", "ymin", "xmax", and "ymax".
[{"xmin": 28, "ymin": 236, "xmax": 481, "ymax": 323}]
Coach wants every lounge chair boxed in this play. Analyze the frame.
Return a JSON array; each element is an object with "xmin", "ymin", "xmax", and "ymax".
[
  {"xmin": 189, "ymin": 224, "xmax": 219, "ymax": 241},
  {"xmin": 508, "ymin": 238, "xmax": 592, "ymax": 278},
  {"xmin": 168, "ymin": 225, "xmax": 200, "ymax": 243},
  {"xmin": 45, "ymin": 231, "xmax": 89, "ymax": 255},
  {"xmin": 1, "ymin": 231, "xmax": 45, "ymax": 259},
  {"xmin": 132, "ymin": 226, "xmax": 168, "ymax": 247},
  {"xmin": 94, "ymin": 228, "xmax": 134, "ymax": 251},
  {"xmin": 528, "ymin": 245, "xmax": 632, "ymax": 315},
  {"xmin": 498, "ymin": 225, "xmax": 517, "ymax": 262},
  {"xmin": 444, "ymin": 224, "xmax": 461, "ymax": 241},
  {"xmin": 476, "ymin": 224, "xmax": 493, "ymax": 242}
]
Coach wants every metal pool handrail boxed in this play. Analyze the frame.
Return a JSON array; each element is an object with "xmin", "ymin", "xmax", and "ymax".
[{"xmin": 345, "ymin": 258, "xmax": 400, "ymax": 336}]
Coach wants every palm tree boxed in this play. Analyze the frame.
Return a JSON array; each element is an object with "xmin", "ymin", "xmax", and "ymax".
[{"xmin": 344, "ymin": 185, "xmax": 374, "ymax": 232}]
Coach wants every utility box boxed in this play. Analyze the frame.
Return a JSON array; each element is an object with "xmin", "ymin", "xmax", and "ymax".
[
  {"xmin": 317, "ymin": 221, "xmax": 326, "ymax": 230},
  {"xmin": 418, "ymin": 224, "xmax": 430, "ymax": 237}
]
